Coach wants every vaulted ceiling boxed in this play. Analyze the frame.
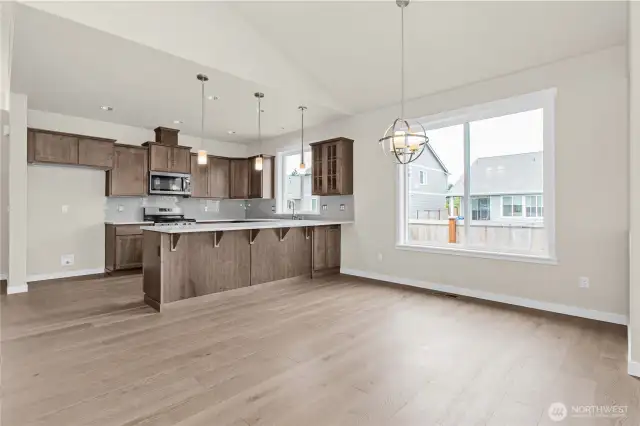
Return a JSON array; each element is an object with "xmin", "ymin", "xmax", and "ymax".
[{"xmin": 13, "ymin": 1, "xmax": 627, "ymax": 143}]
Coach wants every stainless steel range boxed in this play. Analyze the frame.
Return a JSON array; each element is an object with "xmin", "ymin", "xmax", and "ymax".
[{"xmin": 143, "ymin": 207, "xmax": 196, "ymax": 227}]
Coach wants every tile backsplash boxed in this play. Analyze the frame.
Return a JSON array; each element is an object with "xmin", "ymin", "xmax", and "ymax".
[
  {"xmin": 105, "ymin": 195, "xmax": 354, "ymax": 223},
  {"xmin": 105, "ymin": 196, "xmax": 248, "ymax": 222}
]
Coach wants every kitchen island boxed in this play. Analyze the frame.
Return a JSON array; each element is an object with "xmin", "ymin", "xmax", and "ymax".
[{"xmin": 140, "ymin": 220, "xmax": 352, "ymax": 311}]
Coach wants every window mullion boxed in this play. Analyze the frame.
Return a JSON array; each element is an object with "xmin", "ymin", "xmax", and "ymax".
[{"xmin": 463, "ymin": 121, "xmax": 471, "ymax": 246}]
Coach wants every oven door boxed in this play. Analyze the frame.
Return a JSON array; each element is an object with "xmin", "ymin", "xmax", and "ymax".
[{"xmin": 149, "ymin": 172, "xmax": 191, "ymax": 196}]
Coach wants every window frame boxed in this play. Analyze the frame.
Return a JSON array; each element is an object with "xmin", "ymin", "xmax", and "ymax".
[
  {"xmin": 419, "ymin": 170, "xmax": 428, "ymax": 185},
  {"xmin": 471, "ymin": 196, "xmax": 491, "ymax": 221},
  {"xmin": 275, "ymin": 146, "xmax": 320, "ymax": 215},
  {"xmin": 396, "ymin": 89, "xmax": 557, "ymax": 264}
]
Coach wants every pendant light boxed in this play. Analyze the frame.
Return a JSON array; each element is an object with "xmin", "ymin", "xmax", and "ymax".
[
  {"xmin": 298, "ymin": 106, "xmax": 307, "ymax": 172},
  {"xmin": 196, "ymin": 73, "xmax": 209, "ymax": 165},
  {"xmin": 254, "ymin": 92, "xmax": 264, "ymax": 171},
  {"xmin": 378, "ymin": 0, "xmax": 428, "ymax": 165}
]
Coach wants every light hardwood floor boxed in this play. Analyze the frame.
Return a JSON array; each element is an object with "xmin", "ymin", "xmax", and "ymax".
[{"xmin": 1, "ymin": 273, "xmax": 638, "ymax": 426}]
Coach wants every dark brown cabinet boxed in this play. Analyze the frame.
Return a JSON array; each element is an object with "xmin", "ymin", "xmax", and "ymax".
[
  {"xmin": 229, "ymin": 158, "xmax": 249, "ymax": 199},
  {"xmin": 310, "ymin": 137, "xmax": 354, "ymax": 196},
  {"xmin": 312, "ymin": 225, "xmax": 341, "ymax": 274},
  {"xmin": 190, "ymin": 153, "xmax": 209, "ymax": 198},
  {"xmin": 145, "ymin": 143, "xmax": 191, "ymax": 174},
  {"xmin": 27, "ymin": 128, "xmax": 115, "ymax": 168},
  {"xmin": 209, "ymin": 156, "xmax": 230, "ymax": 198},
  {"xmin": 78, "ymin": 138, "xmax": 113, "ymax": 169},
  {"xmin": 106, "ymin": 145, "xmax": 148, "ymax": 196},
  {"xmin": 105, "ymin": 224, "xmax": 144, "ymax": 271},
  {"xmin": 248, "ymin": 155, "xmax": 275, "ymax": 199}
]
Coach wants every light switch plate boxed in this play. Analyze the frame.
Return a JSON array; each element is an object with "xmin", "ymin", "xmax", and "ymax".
[
  {"xmin": 61, "ymin": 205, "xmax": 69, "ymax": 213},
  {"xmin": 340, "ymin": 204, "xmax": 346, "ymax": 211},
  {"xmin": 117, "ymin": 205, "xmax": 124, "ymax": 212},
  {"xmin": 322, "ymin": 204, "xmax": 328, "ymax": 211}
]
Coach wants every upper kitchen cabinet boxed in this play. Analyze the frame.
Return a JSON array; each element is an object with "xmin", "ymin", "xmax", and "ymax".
[
  {"xmin": 209, "ymin": 156, "xmax": 230, "ymax": 199},
  {"xmin": 190, "ymin": 153, "xmax": 209, "ymax": 198},
  {"xmin": 248, "ymin": 155, "xmax": 275, "ymax": 199},
  {"xmin": 229, "ymin": 158, "xmax": 249, "ymax": 199},
  {"xmin": 27, "ymin": 128, "xmax": 115, "ymax": 169},
  {"xmin": 106, "ymin": 144, "xmax": 148, "ymax": 196},
  {"xmin": 310, "ymin": 137, "xmax": 354, "ymax": 196},
  {"xmin": 143, "ymin": 142, "xmax": 192, "ymax": 174}
]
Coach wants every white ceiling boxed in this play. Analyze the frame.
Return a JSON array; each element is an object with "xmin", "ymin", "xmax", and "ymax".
[
  {"xmin": 13, "ymin": 1, "xmax": 627, "ymax": 144},
  {"xmin": 231, "ymin": 1, "xmax": 627, "ymax": 114}
]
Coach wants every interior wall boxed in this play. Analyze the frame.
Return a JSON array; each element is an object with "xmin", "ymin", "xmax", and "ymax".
[
  {"xmin": 261, "ymin": 45, "xmax": 629, "ymax": 318},
  {"xmin": 629, "ymin": 1, "xmax": 640, "ymax": 369},
  {"xmin": 25, "ymin": 109, "xmax": 248, "ymax": 280}
]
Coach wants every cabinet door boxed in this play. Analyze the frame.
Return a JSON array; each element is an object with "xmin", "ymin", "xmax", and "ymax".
[
  {"xmin": 326, "ymin": 226, "xmax": 341, "ymax": 268},
  {"xmin": 78, "ymin": 138, "xmax": 114, "ymax": 168},
  {"xmin": 312, "ymin": 145, "xmax": 324, "ymax": 195},
  {"xmin": 325, "ymin": 142, "xmax": 340, "ymax": 195},
  {"xmin": 209, "ymin": 157, "xmax": 230, "ymax": 198},
  {"xmin": 229, "ymin": 159, "xmax": 249, "ymax": 199},
  {"xmin": 312, "ymin": 226, "xmax": 327, "ymax": 271},
  {"xmin": 108, "ymin": 146, "xmax": 147, "ymax": 196},
  {"xmin": 190, "ymin": 153, "xmax": 209, "ymax": 198},
  {"xmin": 149, "ymin": 144, "xmax": 171, "ymax": 172},
  {"xmin": 115, "ymin": 235, "xmax": 143, "ymax": 269},
  {"xmin": 249, "ymin": 158, "xmax": 262, "ymax": 199},
  {"xmin": 171, "ymin": 147, "xmax": 191, "ymax": 174},
  {"xmin": 31, "ymin": 131, "xmax": 79, "ymax": 164}
]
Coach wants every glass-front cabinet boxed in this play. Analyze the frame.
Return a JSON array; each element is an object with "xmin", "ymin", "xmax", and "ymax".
[{"xmin": 309, "ymin": 137, "xmax": 354, "ymax": 196}]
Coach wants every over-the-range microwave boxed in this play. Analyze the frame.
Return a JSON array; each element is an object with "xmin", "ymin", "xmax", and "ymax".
[{"xmin": 149, "ymin": 171, "xmax": 191, "ymax": 196}]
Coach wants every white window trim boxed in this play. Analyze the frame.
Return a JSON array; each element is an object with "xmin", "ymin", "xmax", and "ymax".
[
  {"xmin": 396, "ymin": 88, "xmax": 557, "ymax": 263},
  {"xmin": 275, "ymin": 146, "xmax": 320, "ymax": 215}
]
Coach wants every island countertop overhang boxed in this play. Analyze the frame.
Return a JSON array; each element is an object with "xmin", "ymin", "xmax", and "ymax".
[{"xmin": 140, "ymin": 220, "xmax": 354, "ymax": 234}]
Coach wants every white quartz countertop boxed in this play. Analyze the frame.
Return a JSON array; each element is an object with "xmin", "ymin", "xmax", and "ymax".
[
  {"xmin": 140, "ymin": 220, "xmax": 354, "ymax": 234},
  {"xmin": 195, "ymin": 218, "xmax": 281, "ymax": 223},
  {"xmin": 105, "ymin": 221, "xmax": 154, "ymax": 225}
]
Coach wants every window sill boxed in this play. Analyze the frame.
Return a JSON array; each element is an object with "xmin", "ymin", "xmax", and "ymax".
[{"xmin": 395, "ymin": 243, "xmax": 558, "ymax": 265}]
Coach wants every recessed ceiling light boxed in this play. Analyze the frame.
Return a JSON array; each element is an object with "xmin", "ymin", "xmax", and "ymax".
[
  {"xmin": 227, "ymin": 130, "xmax": 236, "ymax": 134},
  {"xmin": 208, "ymin": 95, "xmax": 219, "ymax": 101},
  {"xmin": 173, "ymin": 120, "xmax": 183, "ymax": 124},
  {"xmin": 100, "ymin": 105, "xmax": 114, "ymax": 111}
]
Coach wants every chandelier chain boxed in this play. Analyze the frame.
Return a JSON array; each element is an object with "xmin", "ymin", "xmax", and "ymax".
[{"xmin": 401, "ymin": 5, "xmax": 405, "ymax": 119}]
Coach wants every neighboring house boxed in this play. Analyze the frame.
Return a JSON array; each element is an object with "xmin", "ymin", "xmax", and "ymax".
[
  {"xmin": 407, "ymin": 145, "xmax": 450, "ymax": 219},
  {"xmin": 447, "ymin": 151, "xmax": 543, "ymax": 222}
]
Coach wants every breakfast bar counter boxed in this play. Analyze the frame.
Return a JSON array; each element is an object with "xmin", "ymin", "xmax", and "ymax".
[{"xmin": 141, "ymin": 220, "xmax": 352, "ymax": 311}]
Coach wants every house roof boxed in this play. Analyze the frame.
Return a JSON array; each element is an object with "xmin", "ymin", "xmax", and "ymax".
[
  {"xmin": 426, "ymin": 144, "xmax": 450, "ymax": 174},
  {"xmin": 448, "ymin": 151, "xmax": 543, "ymax": 196}
]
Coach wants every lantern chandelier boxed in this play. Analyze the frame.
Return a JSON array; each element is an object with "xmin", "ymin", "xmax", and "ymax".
[{"xmin": 379, "ymin": 0, "xmax": 428, "ymax": 165}]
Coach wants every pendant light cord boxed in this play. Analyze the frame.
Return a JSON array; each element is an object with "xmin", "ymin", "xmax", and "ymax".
[
  {"xmin": 400, "ymin": 4, "xmax": 405, "ymax": 120},
  {"xmin": 258, "ymin": 97, "xmax": 262, "ymax": 144},
  {"xmin": 301, "ymin": 108, "xmax": 304, "ymax": 155},
  {"xmin": 200, "ymin": 79, "xmax": 205, "ymax": 145}
]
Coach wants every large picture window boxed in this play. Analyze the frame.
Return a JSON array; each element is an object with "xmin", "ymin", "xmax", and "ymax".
[{"xmin": 398, "ymin": 90, "xmax": 555, "ymax": 261}]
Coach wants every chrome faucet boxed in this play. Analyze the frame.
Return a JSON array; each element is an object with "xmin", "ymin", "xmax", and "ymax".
[{"xmin": 287, "ymin": 200, "xmax": 303, "ymax": 220}]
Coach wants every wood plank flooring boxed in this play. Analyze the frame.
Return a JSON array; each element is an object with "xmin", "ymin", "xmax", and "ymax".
[{"xmin": 1, "ymin": 273, "xmax": 639, "ymax": 425}]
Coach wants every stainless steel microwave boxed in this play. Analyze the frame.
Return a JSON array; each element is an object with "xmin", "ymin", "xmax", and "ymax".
[{"xmin": 149, "ymin": 171, "xmax": 191, "ymax": 196}]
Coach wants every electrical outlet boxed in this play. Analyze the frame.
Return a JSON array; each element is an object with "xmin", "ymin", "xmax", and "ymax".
[
  {"xmin": 117, "ymin": 205, "xmax": 124, "ymax": 212},
  {"xmin": 204, "ymin": 205, "xmax": 208, "ymax": 212},
  {"xmin": 61, "ymin": 205, "xmax": 69, "ymax": 213},
  {"xmin": 271, "ymin": 206, "xmax": 276, "ymax": 212},
  {"xmin": 579, "ymin": 276, "xmax": 590, "ymax": 288},
  {"xmin": 340, "ymin": 204, "xmax": 346, "ymax": 211},
  {"xmin": 61, "ymin": 254, "xmax": 74, "ymax": 266},
  {"xmin": 377, "ymin": 252, "xmax": 383, "ymax": 262}
]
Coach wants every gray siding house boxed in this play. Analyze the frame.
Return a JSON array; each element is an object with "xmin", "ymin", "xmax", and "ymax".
[
  {"xmin": 407, "ymin": 145, "xmax": 450, "ymax": 219},
  {"xmin": 448, "ymin": 151, "xmax": 543, "ymax": 223}
]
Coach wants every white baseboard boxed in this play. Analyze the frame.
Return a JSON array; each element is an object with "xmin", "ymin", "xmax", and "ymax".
[
  {"xmin": 629, "ymin": 360, "xmax": 640, "ymax": 378},
  {"xmin": 27, "ymin": 268, "xmax": 105, "ymax": 283},
  {"xmin": 341, "ymin": 268, "xmax": 628, "ymax": 326},
  {"xmin": 7, "ymin": 284, "xmax": 28, "ymax": 294}
]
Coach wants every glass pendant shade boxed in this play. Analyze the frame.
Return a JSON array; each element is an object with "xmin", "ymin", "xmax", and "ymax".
[
  {"xmin": 255, "ymin": 156, "xmax": 263, "ymax": 171},
  {"xmin": 197, "ymin": 150, "xmax": 207, "ymax": 165}
]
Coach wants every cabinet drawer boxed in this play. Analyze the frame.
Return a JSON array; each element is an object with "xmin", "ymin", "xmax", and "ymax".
[{"xmin": 115, "ymin": 225, "xmax": 144, "ymax": 236}]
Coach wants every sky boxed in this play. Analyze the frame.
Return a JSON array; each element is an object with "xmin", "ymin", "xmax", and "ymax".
[{"xmin": 426, "ymin": 108, "xmax": 544, "ymax": 186}]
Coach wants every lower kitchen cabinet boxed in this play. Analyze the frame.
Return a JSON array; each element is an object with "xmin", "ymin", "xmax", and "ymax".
[
  {"xmin": 312, "ymin": 225, "xmax": 341, "ymax": 274},
  {"xmin": 105, "ymin": 224, "xmax": 144, "ymax": 271}
]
